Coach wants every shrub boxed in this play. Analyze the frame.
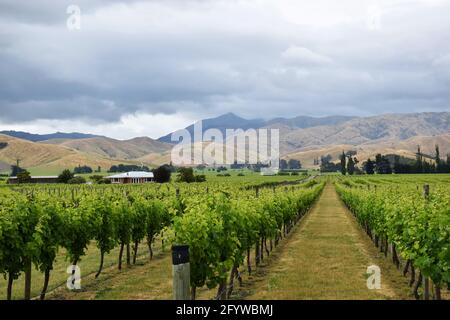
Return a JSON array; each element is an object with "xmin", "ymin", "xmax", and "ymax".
[
  {"xmin": 89, "ymin": 175, "xmax": 104, "ymax": 183},
  {"xmin": 67, "ymin": 176, "xmax": 86, "ymax": 184},
  {"xmin": 153, "ymin": 165, "xmax": 172, "ymax": 183},
  {"xmin": 195, "ymin": 175, "xmax": 206, "ymax": 182},
  {"xmin": 58, "ymin": 169, "xmax": 74, "ymax": 183},
  {"xmin": 177, "ymin": 168, "xmax": 196, "ymax": 183},
  {"xmin": 98, "ymin": 178, "xmax": 111, "ymax": 184},
  {"xmin": 217, "ymin": 173, "xmax": 231, "ymax": 177},
  {"xmin": 74, "ymin": 165, "xmax": 93, "ymax": 174},
  {"xmin": 17, "ymin": 170, "xmax": 32, "ymax": 183}
]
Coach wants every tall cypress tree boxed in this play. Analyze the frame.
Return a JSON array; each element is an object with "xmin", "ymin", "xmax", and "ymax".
[
  {"xmin": 340, "ymin": 151, "xmax": 347, "ymax": 175},
  {"xmin": 415, "ymin": 145, "xmax": 423, "ymax": 173},
  {"xmin": 347, "ymin": 157, "xmax": 355, "ymax": 175},
  {"xmin": 365, "ymin": 159, "xmax": 375, "ymax": 175},
  {"xmin": 435, "ymin": 145, "xmax": 443, "ymax": 173}
]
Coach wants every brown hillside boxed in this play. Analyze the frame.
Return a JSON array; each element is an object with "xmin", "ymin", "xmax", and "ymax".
[
  {"xmin": 42, "ymin": 136, "xmax": 172, "ymax": 160},
  {"xmin": 271, "ymin": 112, "xmax": 450, "ymax": 154},
  {"xmin": 0, "ymin": 134, "xmax": 143, "ymax": 172},
  {"xmin": 0, "ymin": 134, "xmax": 77, "ymax": 168},
  {"xmin": 285, "ymin": 134, "xmax": 450, "ymax": 169}
]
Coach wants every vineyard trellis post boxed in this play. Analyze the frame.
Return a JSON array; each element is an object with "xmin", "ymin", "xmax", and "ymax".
[
  {"xmin": 172, "ymin": 245, "xmax": 190, "ymax": 300},
  {"xmin": 422, "ymin": 184, "xmax": 430, "ymax": 300}
]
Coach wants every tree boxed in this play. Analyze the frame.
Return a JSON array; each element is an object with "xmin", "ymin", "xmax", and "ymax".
[
  {"xmin": 217, "ymin": 166, "xmax": 228, "ymax": 172},
  {"xmin": 279, "ymin": 159, "xmax": 288, "ymax": 170},
  {"xmin": 17, "ymin": 170, "xmax": 31, "ymax": 183},
  {"xmin": 58, "ymin": 169, "xmax": 74, "ymax": 183},
  {"xmin": 108, "ymin": 164, "xmax": 150, "ymax": 173},
  {"xmin": 68, "ymin": 176, "xmax": 86, "ymax": 184},
  {"xmin": 196, "ymin": 164, "xmax": 206, "ymax": 171},
  {"xmin": 346, "ymin": 150, "xmax": 357, "ymax": 157},
  {"xmin": 393, "ymin": 155, "xmax": 409, "ymax": 174},
  {"xmin": 320, "ymin": 155, "xmax": 340, "ymax": 173},
  {"xmin": 340, "ymin": 152, "xmax": 347, "ymax": 175},
  {"xmin": 364, "ymin": 159, "xmax": 375, "ymax": 174},
  {"xmin": 10, "ymin": 165, "xmax": 25, "ymax": 176},
  {"xmin": 89, "ymin": 175, "xmax": 104, "ymax": 183},
  {"xmin": 288, "ymin": 159, "xmax": 301, "ymax": 170},
  {"xmin": 347, "ymin": 157, "xmax": 355, "ymax": 175},
  {"xmin": 176, "ymin": 167, "xmax": 196, "ymax": 183},
  {"xmin": 446, "ymin": 154, "xmax": 450, "ymax": 173},
  {"xmin": 435, "ymin": 145, "xmax": 440, "ymax": 166},
  {"xmin": 375, "ymin": 154, "xmax": 392, "ymax": 174},
  {"xmin": 153, "ymin": 165, "xmax": 172, "ymax": 183},
  {"xmin": 74, "ymin": 165, "xmax": 93, "ymax": 174},
  {"xmin": 195, "ymin": 175, "xmax": 206, "ymax": 182},
  {"xmin": 435, "ymin": 145, "xmax": 445, "ymax": 173},
  {"xmin": 415, "ymin": 145, "xmax": 423, "ymax": 173}
]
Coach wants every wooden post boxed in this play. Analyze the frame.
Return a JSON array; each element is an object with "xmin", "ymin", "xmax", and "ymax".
[
  {"xmin": 423, "ymin": 184, "xmax": 429, "ymax": 199},
  {"xmin": 172, "ymin": 245, "xmax": 190, "ymax": 300},
  {"xmin": 422, "ymin": 184, "xmax": 430, "ymax": 300},
  {"xmin": 24, "ymin": 258, "xmax": 32, "ymax": 300},
  {"xmin": 423, "ymin": 277, "xmax": 430, "ymax": 300}
]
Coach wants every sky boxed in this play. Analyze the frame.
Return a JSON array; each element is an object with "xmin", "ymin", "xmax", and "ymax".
[{"xmin": 0, "ymin": 0, "xmax": 449, "ymax": 139}]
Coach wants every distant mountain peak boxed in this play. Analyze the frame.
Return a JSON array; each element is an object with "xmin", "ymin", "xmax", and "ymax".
[
  {"xmin": 0, "ymin": 130, "xmax": 101, "ymax": 142},
  {"xmin": 157, "ymin": 113, "xmax": 356, "ymax": 143},
  {"xmin": 218, "ymin": 112, "xmax": 244, "ymax": 119}
]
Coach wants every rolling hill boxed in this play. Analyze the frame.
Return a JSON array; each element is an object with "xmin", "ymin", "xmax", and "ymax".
[
  {"xmin": 276, "ymin": 112, "xmax": 450, "ymax": 154},
  {"xmin": 158, "ymin": 112, "xmax": 450, "ymax": 155},
  {"xmin": 0, "ymin": 131, "xmax": 100, "ymax": 142},
  {"xmin": 158, "ymin": 113, "xmax": 357, "ymax": 144},
  {"xmin": 285, "ymin": 134, "xmax": 450, "ymax": 169},
  {"xmin": 0, "ymin": 134, "xmax": 162, "ymax": 174},
  {"xmin": 0, "ymin": 111, "xmax": 449, "ymax": 173},
  {"xmin": 42, "ymin": 136, "xmax": 172, "ymax": 160}
]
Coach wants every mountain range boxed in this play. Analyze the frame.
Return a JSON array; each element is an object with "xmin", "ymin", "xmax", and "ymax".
[
  {"xmin": 0, "ymin": 131, "xmax": 101, "ymax": 142},
  {"xmin": 0, "ymin": 111, "xmax": 449, "ymax": 174},
  {"xmin": 157, "ymin": 113, "xmax": 355, "ymax": 144}
]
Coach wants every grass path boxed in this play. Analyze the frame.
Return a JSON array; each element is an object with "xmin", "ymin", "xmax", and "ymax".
[
  {"xmin": 243, "ymin": 182, "xmax": 412, "ymax": 300},
  {"xmin": 47, "ymin": 182, "xmax": 413, "ymax": 300}
]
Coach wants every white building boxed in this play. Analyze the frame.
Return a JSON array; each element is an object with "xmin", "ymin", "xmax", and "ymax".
[{"xmin": 105, "ymin": 171, "xmax": 154, "ymax": 184}]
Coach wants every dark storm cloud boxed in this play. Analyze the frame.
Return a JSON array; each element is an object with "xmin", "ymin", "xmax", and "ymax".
[{"xmin": 0, "ymin": 0, "xmax": 449, "ymax": 125}]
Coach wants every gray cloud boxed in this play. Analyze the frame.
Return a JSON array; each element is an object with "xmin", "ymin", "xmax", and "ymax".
[{"xmin": 0, "ymin": 0, "xmax": 449, "ymax": 131}]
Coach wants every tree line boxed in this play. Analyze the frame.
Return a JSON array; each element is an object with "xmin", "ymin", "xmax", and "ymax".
[
  {"xmin": 363, "ymin": 145, "xmax": 450, "ymax": 175},
  {"xmin": 321, "ymin": 145, "xmax": 450, "ymax": 175}
]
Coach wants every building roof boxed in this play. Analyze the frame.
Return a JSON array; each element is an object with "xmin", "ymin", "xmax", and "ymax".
[
  {"xmin": 106, "ymin": 171, "xmax": 154, "ymax": 179},
  {"xmin": 9, "ymin": 176, "xmax": 59, "ymax": 179}
]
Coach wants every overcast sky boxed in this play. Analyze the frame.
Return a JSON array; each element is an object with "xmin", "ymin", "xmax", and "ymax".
[{"xmin": 0, "ymin": 0, "xmax": 449, "ymax": 139}]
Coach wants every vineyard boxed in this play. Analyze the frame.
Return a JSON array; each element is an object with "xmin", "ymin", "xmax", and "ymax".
[
  {"xmin": 335, "ymin": 175, "xmax": 450, "ymax": 299},
  {"xmin": 0, "ymin": 174, "xmax": 449, "ymax": 300},
  {"xmin": 0, "ymin": 177, "xmax": 323, "ymax": 300}
]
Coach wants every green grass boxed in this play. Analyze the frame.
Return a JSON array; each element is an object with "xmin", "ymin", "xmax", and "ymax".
[
  {"xmin": 2, "ymin": 173, "xmax": 448, "ymax": 300},
  {"xmin": 194, "ymin": 169, "xmax": 307, "ymax": 183},
  {"xmin": 0, "ymin": 233, "xmax": 171, "ymax": 300},
  {"xmin": 243, "ymin": 183, "xmax": 413, "ymax": 300}
]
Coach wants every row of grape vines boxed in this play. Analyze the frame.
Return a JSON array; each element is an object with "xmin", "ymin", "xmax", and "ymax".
[
  {"xmin": 0, "ymin": 179, "xmax": 324, "ymax": 300},
  {"xmin": 335, "ymin": 178, "xmax": 449, "ymax": 299}
]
